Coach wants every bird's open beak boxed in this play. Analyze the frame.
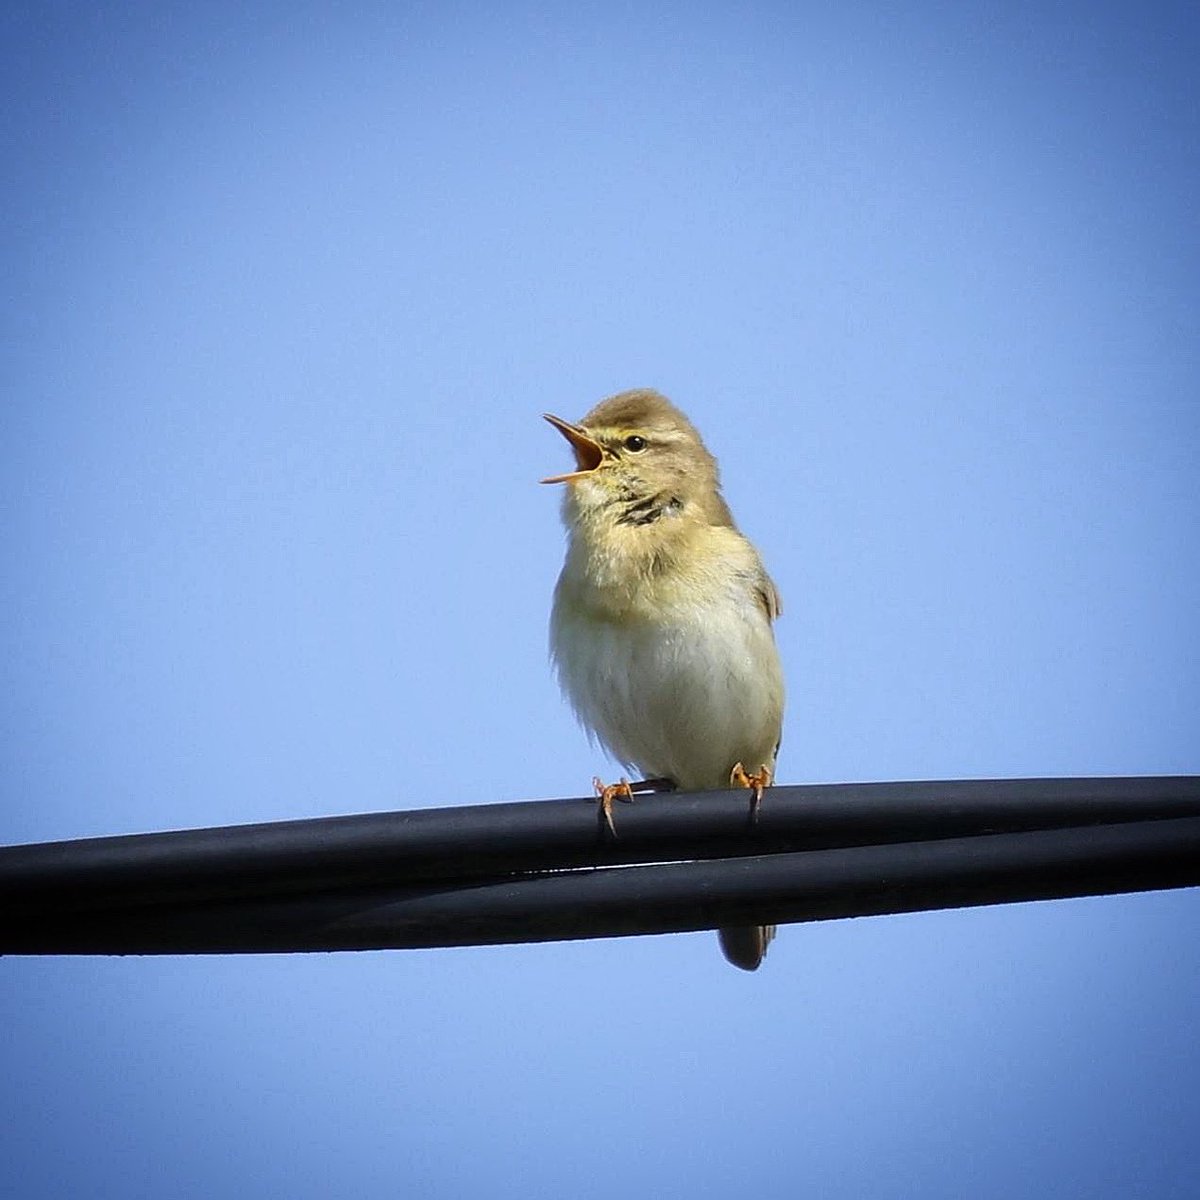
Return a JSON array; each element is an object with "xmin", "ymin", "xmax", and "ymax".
[{"xmin": 541, "ymin": 413, "xmax": 605, "ymax": 484}]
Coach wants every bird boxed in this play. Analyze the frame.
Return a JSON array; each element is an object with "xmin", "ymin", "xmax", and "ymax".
[{"xmin": 542, "ymin": 388, "xmax": 785, "ymax": 971}]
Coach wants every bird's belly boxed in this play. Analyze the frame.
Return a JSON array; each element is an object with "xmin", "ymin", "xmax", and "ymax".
[{"xmin": 553, "ymin": 600, "xmax": 784, "ymax": 791}]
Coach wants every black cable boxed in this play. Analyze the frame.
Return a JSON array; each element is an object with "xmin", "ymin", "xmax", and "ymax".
[
  {"xmin": 5, "ymin": 817, "xmax": 1198, "ymax": 954},
  {"xmin": 4, "ymin": 776, "xmax": 1198, "ymax": 910},
  {"xmin": 2, "ymin": 777, "xmax": 1197, "ymax": 955}
]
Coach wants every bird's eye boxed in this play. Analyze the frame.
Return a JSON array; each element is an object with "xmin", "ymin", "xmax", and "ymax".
[{"xmin": 623, "ymin": 435, "xmax": 648, "ymax": 452}]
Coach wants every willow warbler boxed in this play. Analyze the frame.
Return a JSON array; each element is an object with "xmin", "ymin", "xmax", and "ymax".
[{"xmin": 543, "ymin": 388, "xmax": 785, "ymax": 971}]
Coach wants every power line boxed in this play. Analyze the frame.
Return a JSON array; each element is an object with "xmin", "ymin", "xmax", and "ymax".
[{"xmin": 3, "ymin": 777, "xmax": 1198, "ymax": 955}]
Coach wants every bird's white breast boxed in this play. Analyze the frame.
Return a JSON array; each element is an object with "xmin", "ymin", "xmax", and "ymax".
[{"xmin": 550, "ymin": 549, "xmax": 784, "ymax": 791}]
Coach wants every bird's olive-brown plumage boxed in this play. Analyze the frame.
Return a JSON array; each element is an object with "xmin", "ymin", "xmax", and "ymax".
[{"xmin": 545, "ymin": 388, "xmax": 784, "ymax": 970}]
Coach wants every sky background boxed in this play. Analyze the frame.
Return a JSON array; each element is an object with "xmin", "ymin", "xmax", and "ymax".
[{"xmin": 2, "ymin": 2, "xmax": 1198, "ymax": 1197}]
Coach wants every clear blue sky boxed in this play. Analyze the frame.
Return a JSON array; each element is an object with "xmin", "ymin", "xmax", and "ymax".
[{"xmin": 3, "ymin": 4, "xmax": 1198, "ymax": 1198}]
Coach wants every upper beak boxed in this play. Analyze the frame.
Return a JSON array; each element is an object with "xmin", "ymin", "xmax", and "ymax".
[{"xmin": 541, "ymin": 413, "xmax": 605, "ymax": 484}]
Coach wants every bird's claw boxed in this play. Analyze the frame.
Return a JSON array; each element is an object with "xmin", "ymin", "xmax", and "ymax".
[
  {"xmin": 592, "ymin": 776, "xmax": 635, "ymax": 837},
  {"xmin": 730, "ymin": 762, "xmax": 772, "ymax": 823}
]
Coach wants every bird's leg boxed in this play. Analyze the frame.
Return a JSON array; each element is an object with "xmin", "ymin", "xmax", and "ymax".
[
  {"xmin": 592, "ymin": 776, "xmax": 635, "ymax": 837},
  {"xmin": 730, "ymin": 762, "xmax": 772, "ymax": 823}
]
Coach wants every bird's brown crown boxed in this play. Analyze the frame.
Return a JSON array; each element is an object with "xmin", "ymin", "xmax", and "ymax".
[{"xmin": 579, "ymin": 388, "xmax": 707, "ymax": 445}]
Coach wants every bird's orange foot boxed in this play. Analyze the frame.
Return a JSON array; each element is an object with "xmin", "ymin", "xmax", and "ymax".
[
  {"xmin": 730, "ymin": 762, "xmax": 772, "ymax": 823},
  {"xmin": 592, "ymin": 776, "xmax": 635, "ymax": 837}
]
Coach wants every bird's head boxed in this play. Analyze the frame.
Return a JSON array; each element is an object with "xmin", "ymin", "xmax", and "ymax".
[{"xmin": 541, "ymin": 389, "xmax": 730, "ymax": 529}]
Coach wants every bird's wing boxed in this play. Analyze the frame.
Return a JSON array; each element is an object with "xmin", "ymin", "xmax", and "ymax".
[
  {"xmin": 726, "ymin": 536, "xmax": 781, "ymax": 623},
  {"xmin": 757, "ymin": 570, "xmax": 782, "ymax": 622}
]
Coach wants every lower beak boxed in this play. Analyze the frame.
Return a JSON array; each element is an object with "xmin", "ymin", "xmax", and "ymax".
[{"xmin": 541, "ymin": 413, "xmax": 605, "ymax": 484}]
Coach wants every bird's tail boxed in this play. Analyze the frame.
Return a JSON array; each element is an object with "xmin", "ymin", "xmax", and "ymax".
[{"xmin": 717, "ymin": 924, "xmax": 776, "ymax": 971}]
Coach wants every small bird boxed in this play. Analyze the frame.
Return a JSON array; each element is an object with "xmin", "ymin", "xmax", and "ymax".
[{"xmin": 543, "ymin": 388, "xmax": 785, "ymax": 970}]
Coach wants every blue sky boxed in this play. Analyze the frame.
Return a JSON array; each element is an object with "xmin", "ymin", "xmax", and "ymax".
[{"xmin": 2, "ymin": 3, "xmax": 1198, "ymax": 1197}]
